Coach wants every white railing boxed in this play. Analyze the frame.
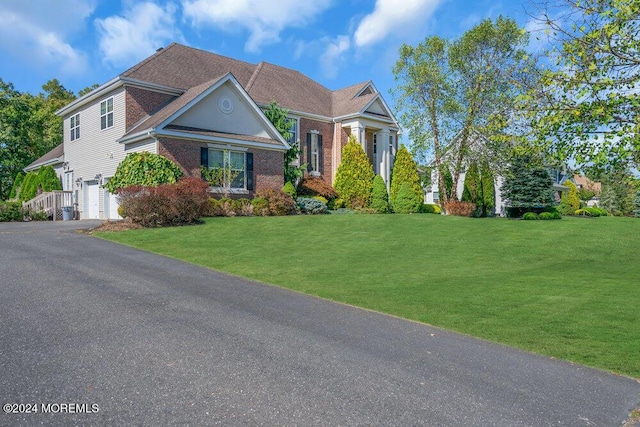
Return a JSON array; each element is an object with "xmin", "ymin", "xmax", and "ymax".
[{"xmin": 22, "ymin": 191, "xmax": 74, "ymax": 221}]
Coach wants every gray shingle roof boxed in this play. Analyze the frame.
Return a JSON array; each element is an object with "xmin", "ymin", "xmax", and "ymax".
[{"xmin": 24, "ymin": 144, "xmax": 64, "ymax": 171}]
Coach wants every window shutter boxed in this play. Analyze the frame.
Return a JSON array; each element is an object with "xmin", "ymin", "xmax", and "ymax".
[
  {"xmin": 200, "ymin": 147, "xmax": 208, "ymax": 167},
  {"xmin": 246, "ymin": 152, "xmax": 254, "ymax": 191},
  {"xmin": 317, "ymin": 135, "xmax": 323, "ymax": 175},
  {"xmin": 306, "ymin": 133, "xmax": 312, "ymax": 172}
]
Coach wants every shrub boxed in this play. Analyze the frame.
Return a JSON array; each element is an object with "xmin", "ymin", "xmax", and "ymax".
[
  {"xmin": 0, "ymin": 201, "xmax": 24, "ymax": 222},
  {"xmin": 333, "ymin": 134, "xmax": 374, "ymax": 209},
  {"xmin": 634, "ymin": 191, "xmax": 640, "ymax": 218},
  {"xmin": 370, "ymin": 174, "xmax": 390, "ymax": 214},
  {"xmin": 575, "ymin": 208, "xmax": 591, "ymax": 216},
  {"xmin": 117, "ymin": 205, "xmax": 127, "ymax": 219},
  {"xmin": 251, "ymin": 197, "xmax": 270, "ymax": 216},
  {"xmin": 328, "ymin": 198, "xmax": 345, "ymax": 210},
  {"xmin": 329, "ymin": 208, "xmax": 355, "ymax": 214},
  {"xmin": 312, "ymin": 195, "xmax": 328, "ymax": 204},
  {"xmin": 282, "ymin": 181, "xmax": 297, "ymax": 199},
  {"xmin": 523, "ymin": 212, "xmax": 539, "ymax": 220},
  {"xmin": 393, "ymin": 183, "xmax": 422, "ymax": 214},
  {"xmin": 539, "ymin": 212, "xmax": 554, "ymax": 220},
  {"xmin": 559, "ymin": 180, "xmax": 581, "ymax": 215},
  {"xmin": 105, "ymin": 152, "xmax": 183, "ymax": 193},
  {"xmin": 205, "ymin": 198, "xmax": 222, "ymax": 217},
  {"xmin": 255, "ymin": 189, "xmax": 296, "ymax": 216},
  {"xmin": 389, "ymin": 145, "xmax": 422, "ymax": 212},
  {"xmin": 37, "ymin": 166, "xmax": 62, "ymax": 192},
  {"xmin": 297, "ymin": 197, "xmax": 329, "ymax": 215},
  {"xmin": 232, "ymin": 198, "xmax": 254, "ymax": 216},
  {"xmin": 116, "ymin": 177, "xmax": 208, "ymax": 227},
  {"xmin": 19, "ymin": 171, "xmax": 39, "ymax": 201},
  {"xmin": 9, "ymin": 172, "xmax": 24, "ymax": 200},
  {"xmin": 420, "ymin": 203, "xmax": 441, "ymax": 214},
  {"xmin": 297, "ymin": 177, "xmax": 339, "ymax": 200},
  {"xmin": 217, "ymin": 197, "xmax": 235, "ymax": 217},
  {"xmin": 443, "ymin": 201, "xmax": 476, "ymax": 217}
]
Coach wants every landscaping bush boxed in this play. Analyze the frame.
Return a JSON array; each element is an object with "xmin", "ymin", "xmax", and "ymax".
[
  {"xmin": 297, "ymin": 197, "xmax": 329, "ymax": 215},
  {"xmin": 297, "ymin": 177, "xmax": 339, "ymax": 200},
  {"xmin": 327, "ymin": 198, "xmax": 345, "ymax": 210},
  {"xmin": 329, "ymin": 208, "xmax": 355, "ymax": 214},
  {"xmin": 538, "ymin": 212, "xmax": 555, "ymax": 220},
  {"xmin": 370, "ymin": 174, "xmax": 390, "ymax": 214},
  {"xmin": 389, "ymin": 145, "xmax": 422, "ymax": 212},
  {"xmin": 575, "ymin": 208, "xmax": 590, "ymax": 216},
  {"xmin": 634, "ymin": 191, "xmax": 640, "ymax": 218},
  {"xmin": 443, "ymin": 200, "xmax": 476, "ymax": 217},
  {"xmin": 251, "ymin": 197, "xmax": 270, "ymax": 216},
  {"xmin": 117, "ymin": 177, "xmax": 209, "ymax": 227},
  {"xmin": 232, "ymin": 198, "xmax": 254, "ymax": 216},
  {"xmin": 523, "ymin": 212, "xmax": 539, "ymax": 220},
  {"xmin": 282, "ymin": 181, "xmax": 297, "ymax": 199},
  {"xmin": 19, "ymin": 171, "xmax": 39, "ymax": 201},
  {"xmin": 205, "ymin": 198, "xmax": 223, "ymax": 217},
  {"xmin": 105, "ymin": 152, "xmax": 183, "ymax": 193},
  {"xmin": 393, "ymin": 183, "xmax": 422, "ymax": 214},
  {"xmin": 37, "ymin": 166, "xmax": 62, "ymax": 192},
  {"xmin": 255, "ymin": 189, "xmax": 296, "ymax": 216},
  {"xmin": 559, "ymin": 181, "xmax": 581, "ymax": 215},
  {"xmin": 334, "ymin": 135, "xmax": 374, "ymax": 209},
  {"xmin": 0, "ymin": 201, "xmax": 24, "ymax": 222},
  {"xmin": 312, "ymin": 195, "xmax": 328, "ymax": 204},
  {"xmin": 218, "ymin": 198, "xmax": 235, "ymax": 217},
  {"xmin": 420, "ymin": 203, "xmax": 442, "ymax": 214},
  {"xmin": 9, "ymin": 172, "xmax": 24, "ymax": 200}
]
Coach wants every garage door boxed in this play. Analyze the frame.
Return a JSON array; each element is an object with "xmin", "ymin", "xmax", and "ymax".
[{"xmin": 85, "ymin": 183, "xmax": 100, "ymax": 219}]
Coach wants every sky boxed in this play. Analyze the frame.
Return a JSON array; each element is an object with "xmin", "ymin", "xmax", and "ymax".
[{"xmin": 0, "ymin": 0, "xmax": 542, "ymax": 117}]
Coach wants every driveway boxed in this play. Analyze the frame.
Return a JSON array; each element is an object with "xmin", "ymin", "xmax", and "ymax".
[{"xmin": 1, "ymin": 220, "xmax": 639, "ymax": 425}]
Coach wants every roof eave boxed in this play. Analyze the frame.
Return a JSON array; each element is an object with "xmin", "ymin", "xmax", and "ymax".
[
  {"xmin": 24, "ymin": 156, "xmax": 64, "ymax": 172},
  {"xmin": 155, "ymin": 129, "xmax": 288, "ymax": 151}
]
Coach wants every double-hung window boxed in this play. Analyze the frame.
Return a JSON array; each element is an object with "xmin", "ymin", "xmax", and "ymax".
[
  {"xmin": 306, "ymin": 132, "xmax": 322, "ymax": 174},
  {"xmin": 201, "ymin": 148, "xmax": 253, "ymax": 190},
  {"xmin": 100, "ymin": 97, "xmax": 114, "ymax": 130},
  {"xmin": 70, "ymin": 114, "xmax": 80, "ymax": 141}
]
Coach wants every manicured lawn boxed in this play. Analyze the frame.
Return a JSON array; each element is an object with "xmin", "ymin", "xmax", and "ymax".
[{"xmin": 96, "ymin": 215, "xmax": 640, "ymax": 378}]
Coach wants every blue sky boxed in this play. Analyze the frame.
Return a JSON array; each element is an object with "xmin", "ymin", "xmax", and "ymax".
[{"xmin": 0, "ymin": 0, "xmax": 540, "ymax": 111}]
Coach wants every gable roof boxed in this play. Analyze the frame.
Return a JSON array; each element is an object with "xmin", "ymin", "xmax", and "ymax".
[{"xmin": 24, "ymin": 144, "xmax": 64, "ymax": 172}]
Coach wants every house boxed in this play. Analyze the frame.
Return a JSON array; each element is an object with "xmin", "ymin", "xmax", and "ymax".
[{"xmin": 31, "ymin": 43, "xmax": 400, "ymax": 220}]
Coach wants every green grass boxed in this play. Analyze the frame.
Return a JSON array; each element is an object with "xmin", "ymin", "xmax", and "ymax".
[{"xmin": 96, "ymin": 215, "xmax": 640, "ymax": 378}]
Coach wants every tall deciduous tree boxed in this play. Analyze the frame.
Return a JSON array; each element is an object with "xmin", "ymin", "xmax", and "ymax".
[
  {"xmin": 393, "ymin": 17, "xmax": 532, "ymax": 209},
  {"xmin": 524, "ymin": 0, "xmax": 640, "ymax": 170}
]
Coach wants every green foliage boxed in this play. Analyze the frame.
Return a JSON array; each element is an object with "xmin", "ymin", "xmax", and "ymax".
[
  {"xmin": 523, "ymin": 212, "xmax": 539, "ymax": 220},
  {"xmin": 311, "ymin": 195, "xmax": 328, "ymax": 204},
  {"xmin": 0, "ymin": 201, "xmax": 23, "ymax": 221},
  {"xmin": 522, "ymin": 0, "xmax": 640, "ymax": 170},
  {"xmin": 370, "ymin": 175, "xmax": 390, "ymax": 214},
  {"xmin": 262, "ymin": 101, "xmax": 305, "ymax": 183},
  {"xmin": 392, "ymin": 17, "xmax": 531, "ymax": 205},
  {"xmin": 393, "ymin": 183, "xmax": 422, "ymax": 214},
  {"xmin": 8, "ymin": 172, "xmax": 24, "ymax": 199},
  {"xmin": 462, "ymin": 162, "xmax": 495, "ymax": 217},
  {"xmin": 296, "ymin": 197, "xmax": 329, "ymax": 215},
  {"xmin": 19, "ymin": 171, "xmax": 38, "ymax": 202},
  {"xmin": 282, "ymin": 181, "xmax": 297, "ymax": 198},
  {"xmin": 501, "ymin": 154, "xmax": 555, "ymax": 211},
  {"xmin": 0, "ymin": 79, "xmax": 76, "ymax": 200},
  {"xmin": 634, "ymin": 191, "xmax": 640, "ymax": 218},
  {"xmin": 390, "ymin": 145, "xmax": 422, "ymax": 212},
  {"xmin": 251, "ymin": 197, "xmax": 271, "ymax": 216},
  {"xmin": 36, "ymin": 166, "xmax": 62, "ymax": 192},
  {"xmin": 560, "ymin": 180, "xmax": 581, "ymax": 214},
  {"xmin": 442, "ymin": 167, "xmax": 454, "ymax": 201},
  {"xmin": 538, "ymin": 212, "xmax": 556, "ymax": 220},
  {"xmin": 599, "ymin": 170, "xmax": 636, "ymax": 216},
  {"xmin": 105, "ymin": 152, "xmax": 183, "ymax": 193},
  {"xmin": 334, "ymin": 135, "xmax": 374, "ymax": 209},
  {"xmin": 480, "ymin": 164, "xmax": 495, "ymax": 215},
  {"xmin": 462, "ymin": 162, "xmax": 479, "ymax": 203},
  {"xmin": 420, "ymin": 203, "xmax": 442, "ymax": 214}
]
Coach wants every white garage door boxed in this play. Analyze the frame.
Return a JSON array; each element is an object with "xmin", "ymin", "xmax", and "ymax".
[{"xmin": 85, "ymin": 183, "xmax": 100, "ymax": 219}]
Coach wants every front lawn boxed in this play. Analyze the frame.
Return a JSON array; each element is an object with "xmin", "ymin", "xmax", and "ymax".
[{"xmin": 96, "ymin": 215, "xmax": 640, "ymax": 378}]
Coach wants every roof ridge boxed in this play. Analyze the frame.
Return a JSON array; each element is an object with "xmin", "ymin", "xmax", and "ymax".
[
  {"xmin": 120, "ymin": 42, "xmax": 177, "ymax": 78},
  {"xmin": 245, "ymin": 62, "xmax": 264, "ymax": 92}
]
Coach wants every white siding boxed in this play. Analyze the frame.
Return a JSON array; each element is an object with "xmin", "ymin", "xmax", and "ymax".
[{"xmin": 173, "ymin": 82, "xmax": 270, "ymax": 138}]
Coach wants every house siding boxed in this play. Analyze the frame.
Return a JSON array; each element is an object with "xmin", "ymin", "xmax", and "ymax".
[
  {"xmin": 157, "ymin": 137, "xmax": 283, "ymax": 197},
  {"xmin": 125, "ymin": 87, "xmax": 176, "ymax": 130},
  {"xmin": 63, "ymin": 87, "xmax": 127, "ymax": 219}
]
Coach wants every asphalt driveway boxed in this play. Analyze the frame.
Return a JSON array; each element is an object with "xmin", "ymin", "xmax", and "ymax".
[{"xmin": 1, "ymin": 220, "xmax": 639, "ymax": 425}]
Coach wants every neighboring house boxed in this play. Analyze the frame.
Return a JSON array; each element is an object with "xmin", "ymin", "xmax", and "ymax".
[
  {"xmin": 423, "ymin": 131, "xmax": 573, "ymax": 215},
  {"xmin": 572, "ymin": 174, "xmax": 601, "ymax": 207},
  {"xmin": 35, "ymin": 43, "xmax": 400, "ymax": 219}
]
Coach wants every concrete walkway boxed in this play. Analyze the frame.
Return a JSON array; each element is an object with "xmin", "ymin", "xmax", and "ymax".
[{"xmin": 1, "ymin": 220, "xmax": 638, "ymax": 425}]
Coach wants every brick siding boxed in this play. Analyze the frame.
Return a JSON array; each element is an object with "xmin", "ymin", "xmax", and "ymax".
[
  {"xmin": 299, "ymin": 117, "xmax": 333, "ymax": 183},
  {"xmin": 125, "ymin": 87, "xmax": 176, "ymax": 130}
]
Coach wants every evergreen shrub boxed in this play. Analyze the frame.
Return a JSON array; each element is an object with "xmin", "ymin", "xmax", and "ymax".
[
  {"xmin": 297, "ymin": 197, "xmax": 329, "ymax": 215},
  {"xmin": 523, "ymin": 212, "xmax": 539, "ymax": 220},
  {"xmin": 393, "ymin": 183, "xmax": 422, "ymax": 214},
  {"xmin": 334, "ymin": 135, "xmax": 374, "ymax": 209},
  {"xmin": 370, "ymin": 174, "xmax": 390, "ymax": 213}
]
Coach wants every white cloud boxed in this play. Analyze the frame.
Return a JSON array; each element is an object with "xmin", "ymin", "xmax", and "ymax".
[
  {"xmin": 319, "ymin": 35, "xmax": 351, "ymax": 79},
  {"xmin": 96, "ymin": 2, "xmax": 183, "ymax": 67},
  {"xmin": 0, "ymin": 0, "xmax": 94, "ymax": 75},
  {"xmin": 181, "ymin": 0, "xmax": 332, "ymax": 53},
  {"xmin": 354, "ymin": 0, "xmax": 443, "ymax": 48}
]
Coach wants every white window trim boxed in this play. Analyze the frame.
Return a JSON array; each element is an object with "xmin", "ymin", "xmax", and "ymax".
[
  {"xmin": 70, "ymin": 113, "xmax": 80, "ymax": 141},
  {"xmin": 100, "ymin": 97, "xmax": 114, "ymax": 130},
  {"xmin": 204, "ymin": 148, "xmax": 248, "ymax": 191}
]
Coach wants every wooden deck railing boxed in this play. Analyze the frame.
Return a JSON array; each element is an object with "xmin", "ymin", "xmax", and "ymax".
[{"xmin": 22, "ymin": 191, "xmax": 74, "ymax": 221}]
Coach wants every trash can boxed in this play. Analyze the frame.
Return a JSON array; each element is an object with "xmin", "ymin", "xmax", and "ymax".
[{"xmin": 62, "ymin": 206, "xmax": 73, "ymax": 221}]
